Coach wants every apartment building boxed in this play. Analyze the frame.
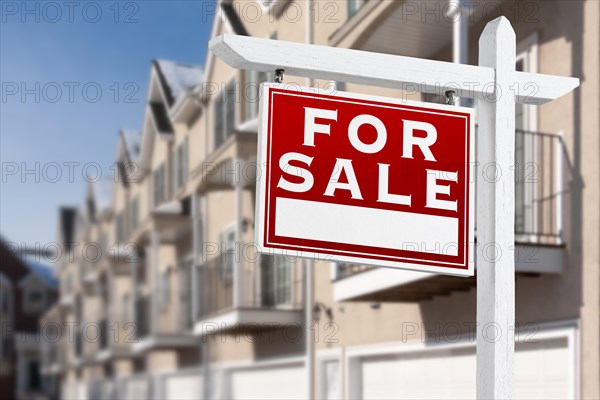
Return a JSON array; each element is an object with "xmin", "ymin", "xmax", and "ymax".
[
  {"xmin": 42, "ymin": 0, "xmax": 599, "ymax": 399},
  {"xmin": 0, "ymin": 239, "xmax": 59, "ymax": 400}
]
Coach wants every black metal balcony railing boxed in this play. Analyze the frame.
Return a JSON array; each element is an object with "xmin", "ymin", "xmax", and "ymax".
[
  {"xmin": 196, "ymin": 254, "xmax": 303, "ymax": 320},
  {"xmin": 336, "ymin": 130, "xmax": 571, "ymax": 281},
  {"xmin": 134, "ymin": 296, "xmax": 151, "ymax": 339},
  {"xmin": 197, "ymin": 258, "xmax": 234, "ymax": 318},
  {"xmin": 513, "ymin": 130, "xmax": 571, "ymax": 243}
]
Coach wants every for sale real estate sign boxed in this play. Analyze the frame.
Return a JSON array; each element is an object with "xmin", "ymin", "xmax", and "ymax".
[{"xmin": 256, "ymin": 84, "xmax": 474, "ymax": 276}]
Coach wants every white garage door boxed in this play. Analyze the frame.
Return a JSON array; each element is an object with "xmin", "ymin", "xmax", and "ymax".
[
  {"xmin": 228, "ymin": 364, "xmax": 305, "ymax": 399},
  {"xmin": 360, "ymin": 337, "xmax": 572, "ymax": 399},
  {"xmin": 163, "ymin": 372, "xmax": 204, "ymax": 400}
]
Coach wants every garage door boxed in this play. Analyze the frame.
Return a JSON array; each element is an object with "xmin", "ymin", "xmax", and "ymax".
[
  {"xmin": 228, "ymin": 364, "xmax": 306, "ymax": 399},
  {"xmin": 163, "ymin": 372, "xmax": 203, "ymax": 400},
  {"xmin": 360, "ymin": 337, "xmax": 572, "ymax": 399}
]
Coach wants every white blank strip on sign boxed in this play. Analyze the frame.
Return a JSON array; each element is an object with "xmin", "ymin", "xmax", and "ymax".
[{"xmin": 274, "ymin": 197, "xmax": 459, "ymax": 256}]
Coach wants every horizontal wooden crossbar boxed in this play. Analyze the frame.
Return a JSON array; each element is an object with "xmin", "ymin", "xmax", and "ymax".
[{"xmin": 210, "ymin": 34, "xmax": 579, "ymax": 105}]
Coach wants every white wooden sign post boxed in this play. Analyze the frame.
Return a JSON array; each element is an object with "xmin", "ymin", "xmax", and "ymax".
[{"xmin": 210, "ymin": 16, "xmax": 579, "ymax": 399}]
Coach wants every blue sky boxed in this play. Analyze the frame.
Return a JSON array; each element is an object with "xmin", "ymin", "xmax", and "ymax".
[{"xmin": 1, "ymin": 1, "xmax": 215, "ymax": 248}]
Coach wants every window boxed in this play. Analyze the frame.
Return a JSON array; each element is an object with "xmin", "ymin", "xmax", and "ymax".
[
  {"xmin": 178, "ymin": 257, "xmax": 193, "ymax": 331},
  {"xmin": 64, "ymin": 274, "xmax": 72, "ymax": 295},
  {"xmin": 27, "ymin": 359, "xmax": 41, "ymax": 391},
  {"xmin": 23, "ymin": 287, "xmax": 45, "ymax": 314},
  {"xmin": 172, "ymin": 137, "xmax": 189, "ymax": 192},
  {"xmin": 29, "ymin": 291, "xmax": 43, "ymax": 302},
  {"xmin": 245, "ymin": 70, "xmax": 268, "ymax": 120},
  {"xmin": 348, "ymin": 0, "xmax": 357, "ymax": 17},
  {"xmin": 334, "ymin": 81, "xmax": 346, "ymax": 92},
  {"xmin": 129, "ymin": 197, "xmax": 139, "ymax": 231},
  {"xmin": 171, "ymin": 147, "xmax": 176, "ymax": 195},
  {"xmin": 348, "ymin": 0, "xmax": 368, "ymax": 18},
  {"xmin": 261, "ymin": 255, "xmax": 293, "ymax": 307},
  {"xmin": 220, "ymin": 229, "xmax": 236, "ymax": 283},
  {"xmin": 265, "ymin": 32, "xmax": 278, "ymax": 82},
  {"xmin": 0, "ymin": 285, "xmax": 10, "ymax": 315},
  {"xmin": 1, "ymin": 336, "xmax": 13, "ymax": 361},
  {"xmin": 99, "ymin": 231, "xmax": 108, "ymax": 256},
  {"xmin": 214, "ymin": 80, "xmax": 237, "ymax": 149},
  {"xmin": 159, "ymin": 268, "xmax": 171, "ymax": 308},
  {"xmin": 257, "ymin": 0, "xmax": 276, "ymax": 10},
  {"xmin": 120, "ymin": 294, "xmax": 130, "ymax": 323},
  {"xmin": 115, "ymin": 212, "xmax": 124, "ymax": 243},
  {"xmin": 153, "ymin": 163, "xmax": 166, "ymax": 207}
]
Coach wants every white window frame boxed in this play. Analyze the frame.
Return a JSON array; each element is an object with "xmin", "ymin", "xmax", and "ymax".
[
  {"xmin": 129, "ymin": 197, "xmax": 139, "ymax": 231},
  {"xmin": 214, "ymin": 78, "xmax": 237, "ymax": 150},
  {"xmin": 153, "ymin": 163, "xmax": 166, "ymax": 207},
  {"xmin": 173, "ymin": 136, "xmax": 189, "ymax": 191},
  {"xmin": 219, "ymin": 224, "xmax": 237, "ymax": 284}
]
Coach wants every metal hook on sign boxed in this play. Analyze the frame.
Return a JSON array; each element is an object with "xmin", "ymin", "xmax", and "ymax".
[
  {"xmin": 274, "ymin": 69, "xmax": 285, "ymax": 83},
  {"xmin": 445, "ymin": 90, "xmax": 458, "ymax": 106}
]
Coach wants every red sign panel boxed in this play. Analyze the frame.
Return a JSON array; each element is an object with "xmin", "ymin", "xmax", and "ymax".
[{"xmin": 256, "ymin": 84, "xmax": 474, "ymax": 276}]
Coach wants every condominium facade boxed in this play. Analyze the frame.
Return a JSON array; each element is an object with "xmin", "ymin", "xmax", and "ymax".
[
  {"xmin": 41, "ymin": 1, "xmax": 599, "ymax": 399},
  {"xmin": 0, "ymin": 239, "xmax": 59, "ymax": 400}
]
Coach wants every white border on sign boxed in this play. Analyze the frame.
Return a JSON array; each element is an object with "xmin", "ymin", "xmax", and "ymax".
[{"xmin": 254, "ymin": 83, "xmax": 475, "ymax": 277}]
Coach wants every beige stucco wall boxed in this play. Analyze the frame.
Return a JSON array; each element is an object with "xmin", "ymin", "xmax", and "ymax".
[{"xmin": 112, "ymin": 359, "xmax": 134, "ymax": 377}]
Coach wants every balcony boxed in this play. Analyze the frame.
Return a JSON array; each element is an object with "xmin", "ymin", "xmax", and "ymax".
[
  {"xmin": 59, "ymin": 292, "xmax": 75, "ymax": 310},
  {"xmin": 100, "ymin": 243, "xmax": 141, "ymax": 275},
  {"xmin": 82, "ymin": 260, "xmax": 99, "ymax": 286},
  {"xmin": 151, "ymin": 201, "xmax": 192, "ymax": 243},
  {"xmin": 192, "ymin": 131, "xmax": 258, "ymax": 194},
  {"xmin": 193, "ymin": 254, "xmax": 304, "ymax": 335},
  {"xmin": 131, "ymin": 294, "xmax": 197, "ymax": 353},
  {"xmin": 330, "ymin": 0, "xmax": 458, "ymax": 60},
  {"xmin": 334, "ymin": 130, "xmax": 571, "ymax": 302},
  {"xmin": 97, "ymin": 317, "xmax": 137, "ymax": 363}
]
